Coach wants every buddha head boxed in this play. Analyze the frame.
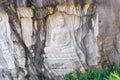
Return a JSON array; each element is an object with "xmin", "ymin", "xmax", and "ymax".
[{"xmin": 54, "ymin": 12, "xmax": 65, "ymax": 27}]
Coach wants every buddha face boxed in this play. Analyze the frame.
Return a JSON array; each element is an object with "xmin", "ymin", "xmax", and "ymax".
[{"xmin": 56, "ymin": 15, "xmax": 65, "ymax": 27}]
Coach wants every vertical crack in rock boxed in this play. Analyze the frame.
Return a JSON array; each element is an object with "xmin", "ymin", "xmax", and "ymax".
[{"xmin": 2, "ymin": 4, "xmax": 39, "ymax": 80}]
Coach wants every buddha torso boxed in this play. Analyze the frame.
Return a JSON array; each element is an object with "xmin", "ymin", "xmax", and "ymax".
[{"xmin": 51, "ymin": 27, "xmax": 70, "ymax": 47}]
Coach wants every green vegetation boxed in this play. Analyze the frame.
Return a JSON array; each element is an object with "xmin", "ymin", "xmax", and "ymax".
[
  {"xmin": 60, "ymin": 65, "xmax": 120, "ymax": 80},
  {"xmin": 39, "ymin": 77, "xmax": 45, "ymax": 80},
  {"xmin": 109, "ymin": 72, "xmax": 120, "ymax": 80},
  {"xmin": 0, "ymin": 0, "xmax": 2, "ymax": 3},
  {"xmin": 31, "ymin": 5, "xmax": 35, "ymax": 10},
  {"xmin": 38, "ymin": 65, "xmax": 120, "ymax": 80}
]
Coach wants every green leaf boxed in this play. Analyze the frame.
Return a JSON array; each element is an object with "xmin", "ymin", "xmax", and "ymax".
[{"xmin": 31, "ymin": 5, "xmax": 35, "ymax": 10}]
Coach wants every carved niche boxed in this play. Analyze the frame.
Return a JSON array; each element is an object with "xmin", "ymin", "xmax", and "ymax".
[{"xmin": 44, "ymin": 12, "xmax": 89, "ymax": 78}]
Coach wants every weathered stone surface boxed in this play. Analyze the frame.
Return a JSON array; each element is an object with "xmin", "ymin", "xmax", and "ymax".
[
  {"xmin": 17, "ymin": 8, "xmax": 36, "ymax": 54},
  {"xmin": 56, "ymin": 4, "xmax": 92, "ymax": 16},
  {"xmin": 97, "ymin": 0, "xmax": 120, "ymax": 68},
  {"xmin": 0, "ymin": 7, "xmax": 38, "ymax": 80},
  {"xmin": 0, "ymin": 0, "xmax": 120, "ymax": 80},
  {"xmin": 0, "ymin": 10, "xmax": 15, "ymax": 69},
  {"xmin": 17, "ymin": 7, "xmax": 33, "ymax": 18},
  {"xmin": 43, "ymin": 8, "xmax": 99, "ymax": 78}
]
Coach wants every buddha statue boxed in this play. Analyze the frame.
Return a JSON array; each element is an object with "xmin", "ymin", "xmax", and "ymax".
[
  {"xmin": 44, "ymin": 12, "xmax": 88, "ymax": 78},
  {"xmin": 44, "ymin": 12, "xmax": 76, "ymax": 54}
]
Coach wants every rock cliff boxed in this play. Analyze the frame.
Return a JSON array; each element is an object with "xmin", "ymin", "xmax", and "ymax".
[{"xmin": 0, "ymin": 0, "xmax": 120, "ymax": 80}]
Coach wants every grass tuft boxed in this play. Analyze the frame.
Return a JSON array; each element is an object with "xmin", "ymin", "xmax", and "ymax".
[{"xmin": 60, "ymin": 64, "xmax": 120, "ymax": 80}]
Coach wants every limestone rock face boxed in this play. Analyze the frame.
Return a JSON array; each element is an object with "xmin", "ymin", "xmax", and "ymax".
[
  {"xmin": 0, "ymin": 8, "xmax": 38, "ymax": 80},
  {"xmin": 17, "ymin": 8, "xmax": 35, "ymax": 49},
  {"xmin": 0, "ymin": 0, "xmax": 120, "ymax": 80},
  {"xmin": 0, "ymin": 10, "xmax": 15, "ymax": 70}
]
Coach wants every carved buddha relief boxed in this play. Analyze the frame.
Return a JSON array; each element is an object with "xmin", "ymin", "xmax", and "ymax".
[
  {"xmin": 44, "ymin": 12, "xmax": 76, "ymax": 54},
  {"xmin": 44, "ymin": 12, "xmax": 88, "ymax": 77}
]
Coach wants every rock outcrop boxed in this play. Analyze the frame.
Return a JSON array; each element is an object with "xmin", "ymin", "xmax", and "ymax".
[{"xmin": 0, "ymin": 0, "xmax": 120, "ymax": 80}]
